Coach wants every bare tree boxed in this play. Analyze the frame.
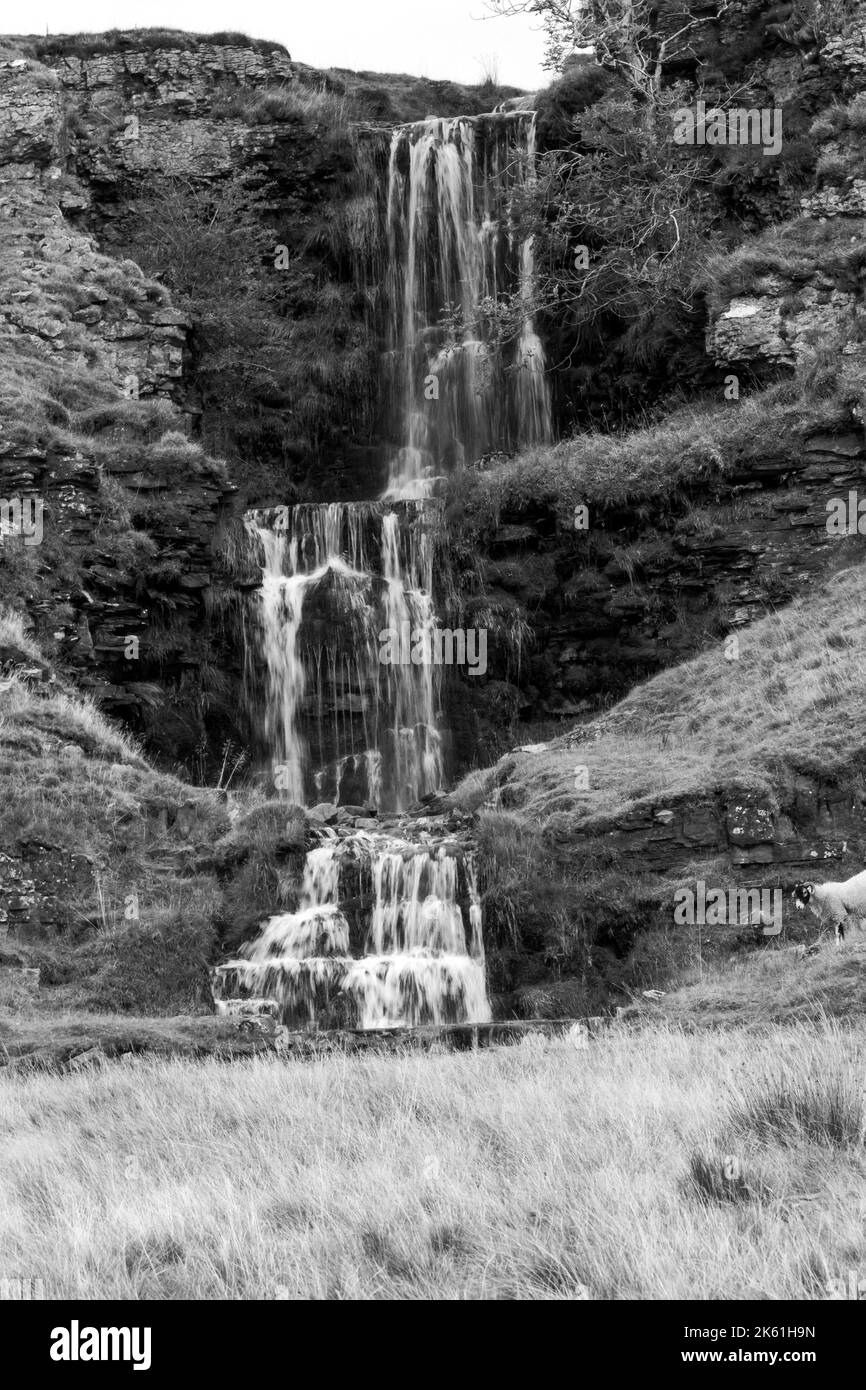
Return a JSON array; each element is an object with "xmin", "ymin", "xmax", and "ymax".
[{"xmin": 487, "ymin": 0, "xmax": 730, "ymax": 103}]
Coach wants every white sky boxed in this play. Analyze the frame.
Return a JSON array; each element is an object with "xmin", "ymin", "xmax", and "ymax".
[{"xmin": 14, "ymin": 0, "xmax": 550, "ymax": 88}]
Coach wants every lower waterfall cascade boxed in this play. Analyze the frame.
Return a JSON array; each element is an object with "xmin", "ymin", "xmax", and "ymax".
[
  {"xmin": 213, "ymin": 831, "xmax": 491, "ymax": 1030},
  {"xmin": 219, "ymin": 108, "xmax": 553, "ymax": 1030}
]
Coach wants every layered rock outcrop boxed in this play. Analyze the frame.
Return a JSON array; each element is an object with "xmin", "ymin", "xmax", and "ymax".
[
  {"xmin": 449, "ymin": 422, "xmax": 866, "ymax": 759},
  {"xmin": 0, "ymin": 54, "xmax": 234, "ymax": 757}
]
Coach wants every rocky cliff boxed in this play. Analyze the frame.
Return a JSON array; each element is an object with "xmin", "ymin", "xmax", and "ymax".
[
  {"xmin": 441, "ymin": 388, "xmax": 866, "ymax": 774},
  {"xmin": 0, "ymin": 50, "xmax": 239, "ymax": 762}
]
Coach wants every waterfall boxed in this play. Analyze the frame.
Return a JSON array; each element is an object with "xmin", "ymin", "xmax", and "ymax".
[
  {"xmin": 383, "ymin": 111, "xmax": 552, "ymax": 497},
  {"xmin": 243, "ymin": 501, "xmax": 442, "ymax": 812},
  {"xmin": 213, "ymin": 838, "xmax": 491, "ymax": 1030},
  {"xmin": 231, "ymin": 107, "xmax": 553, "ymax": 1028}
]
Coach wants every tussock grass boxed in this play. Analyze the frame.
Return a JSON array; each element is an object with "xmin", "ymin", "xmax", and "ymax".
[
  {"xmin": 0, "ymin": 610, "xmax": 40, "ymax": 659},
  {"xmin": 703, "ymin": 217, "xmax": 866, "ymax": 318},
  {"xmin": 1, "ymin": 670, "xmax": 145, "ymax": 767},
  {"xmin": 212, "ymin": 82, "xmax": 351, "ymax": 130},
  {"xmin": 730, "ymin": 1069, "xmax": 865, "ymax": 1150},
  {"xmin": 685, "ymin": 1150, "xmax": 769, "ymax": 1207},
  {"xmin": 1, "ymin": 1022, "xmax": 863, "ymax": 1299},
  {"xmin": 459, "ymin": 380, "xmax": 847, "ymax": 530}
]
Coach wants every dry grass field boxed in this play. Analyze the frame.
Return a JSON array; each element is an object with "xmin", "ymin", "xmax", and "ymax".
[{"xmin": 1, "ymin": 1020, "xmax": 864, "ymax": 1300}]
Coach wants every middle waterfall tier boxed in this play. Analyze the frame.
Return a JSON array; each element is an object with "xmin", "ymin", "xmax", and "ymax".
[{"xmin": 242, "ymin": 499, "xmax": 445, "ymax": 812}]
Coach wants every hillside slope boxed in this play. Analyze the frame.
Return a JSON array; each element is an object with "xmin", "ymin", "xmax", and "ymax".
[
  {"xmin": 453, "ymin": 562, "xmax": 866, "ymax": 1016},
  {"xmin": 0, "ymin": 620, "xmax": 313, "ymax": 1021}
]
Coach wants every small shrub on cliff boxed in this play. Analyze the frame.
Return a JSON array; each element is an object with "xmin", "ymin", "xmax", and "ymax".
[
  {"xmin": 534, "ymin": 62, "xmax": 613, "ymax": 145},
  {"xmin": 213, "ymin": 83, "xmax": 351, "ymax": 131}
]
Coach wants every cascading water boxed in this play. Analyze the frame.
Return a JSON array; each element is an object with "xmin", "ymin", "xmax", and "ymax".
[
  {"xmin": 228, "ymin": 108, "xmax": 552, "ymax": 1029},
  {"xmin": 213, "ymin": 836, "xmax": 491, "ymax": 1030},
  {"xmin": 383, "ymin": 111, "xmax": 552, "ymax": 497},
  {"xmin": 243, "ymin": 500, "xmax": 442, "ymax": 812}
]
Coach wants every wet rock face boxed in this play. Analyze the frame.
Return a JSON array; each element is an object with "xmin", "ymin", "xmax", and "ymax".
[
  {"xmin": 37, "ymin": 38, "xmax": 382, "ymax": 505},
  {"xmin": 450, "ymin": 426, "xmax": 866, "ymax": 754},
  {"xmin": 0, "ymin": 440, "xmax": 231, "ymax": 747}
]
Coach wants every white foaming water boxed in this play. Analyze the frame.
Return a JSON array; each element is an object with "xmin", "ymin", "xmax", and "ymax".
[
  {"xmin": 384, "ymin": 111, "xmax": 552, "ymax": 498},
  {"xmin": 244, "ymin": 110, "xmax": 551, "ymax": 817},
  {"xmin": 213, "ymin": 838, "xmax": 491, "ymax": 1030},
  {"xmin": 239, "ymin": 844, "xmax": 349, "ymax": 962},
  {"xmin": 515, "ymin": 234, "xmax": 553, "ymax": 445},
  {"xmin": 342, "ymin": 950, "xmax": 491, "ymax": 1030},
  {"xmin": 379, "ymin": 510, "xmax": 443, "ymax": 806},
  {"xmin": 369, "ymin": 848, "xmax": 469, "ymax": 955},
  {"xmin": 244, "ymin": 502, "xmax": 442, "ymax": 811}
]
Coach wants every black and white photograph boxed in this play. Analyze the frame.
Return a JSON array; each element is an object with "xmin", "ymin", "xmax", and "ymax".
[{"xmin": 1, "ymin": 0, "xmax": 865, "ymax": 1337}]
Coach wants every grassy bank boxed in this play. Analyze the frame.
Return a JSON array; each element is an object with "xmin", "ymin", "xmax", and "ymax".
[
  {"xmin": 1, "ymin": 1021, "xmax": 863, "ymax": 1299},
  {"xmin": 454, "ymin": 379, "xmax": 852, "ymax": 534},
  {"xmin": 456, "ymin": 563, "xmax": 866, "ymax": 830}
]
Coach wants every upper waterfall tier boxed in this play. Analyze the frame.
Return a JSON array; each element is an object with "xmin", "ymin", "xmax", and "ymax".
[{"xmin": 383, "ymin": 111, "xmax": 552, "ymax": 498}]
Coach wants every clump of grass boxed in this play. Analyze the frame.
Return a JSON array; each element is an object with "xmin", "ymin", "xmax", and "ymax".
[
  {"xmin": 0, "ymin": 608, "xmax": 40, "ymax": 659},
  {"xmin": 845, "ymin": 92, "xmax": 866, "ymax": 131},
  {"xmin": 730, "ymin": 1069, "xmax": 865, "ymax": 1149},
  {"xmin": 702, "ymin": 216, "xmax": 866, "ymax": 317},
  {"xmin": 86, "ymin": 886, "xmax": 221, "ymax": 1014},
  {"xmin": 816, "ymin": 151, "xmax": 851, "ymax": 185},
  {"xmin": 213, "ymin": 82, "xmax": 352, "ymax": 130},
  {"xmin": 685, "ymin": 1150, "xmax": 771, "ymax": 1205},
  {"xmin": 449, "ymin": 763, "xmax": 500, "ymax": 814}
]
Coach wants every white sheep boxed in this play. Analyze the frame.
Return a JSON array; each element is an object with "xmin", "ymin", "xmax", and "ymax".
[{"xmin": 792, "ymin": 869, "xmax": 866, "ymax": 945}]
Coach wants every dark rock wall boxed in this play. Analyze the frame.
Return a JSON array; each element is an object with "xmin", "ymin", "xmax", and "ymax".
[
  {"xmin": 446, "ymin": 426, "xmax": 866, "ymax": 763},
  {"xmin": 0, "ymin": 54, "xmax": 235, "ymax": 763}
]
